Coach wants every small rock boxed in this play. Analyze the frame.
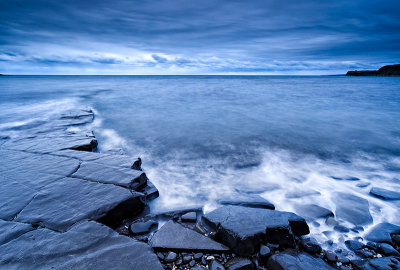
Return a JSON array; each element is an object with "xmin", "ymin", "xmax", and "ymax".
[
  {"xmin": 183, "ymin": 255, "xmax": 192, "ymax": 264},
  {"xmin": 194, "ymin": 252, "xmax": 203, "ymax": 261},
  {"xmin": 189, "ymin": 260, "xmax": 196, "ymax": 267},
  {"xmin": 164, "ymin": 251, "xmax": 177, "ymax": 263},
  {"xmin": 334, "ymin": 225, "xmax": 350, "ymax": 233},
  {"xmin": 192, "ymin": 266, "xmax": 208, "ymax": 270},
  {"xmin": 130, "ymin": 220, "xmax": 158, "ymax": 235},
  {"xmin": 326, "ymin": 217, "xmax": 338, "ymax": 226},
  {"xmin": 210, "ymin": 260, "xmax": 225, "ymax": 270},
  {"xmin": 378, "ymin": 243, "xmax": 400, "ymax": 256},
  {"xmin": 131, "ymin": 157, "xmax": 142, "ymax": 170},
  {"xmin": 225, "ymin": 257, "xmax": 254, "ymax": 270},
  {"xmin": 301, "ymin": 237, "xmax": 322, "ymax": 254},
  {"xmin": 260, "ymin": 245, "xmax": 271, "ymax": 257},
  {"xmin": 366, "ymin": 241, "xmax": 378, "ymax": 250},
  {"xmin": 181, "ymin": 211, "xmax": 197, "ymax": 222},
  {"xmin": 325, "ymin": 251, "xmax": 338, "ymax": 262},
  {"xmin": 176, "ymin": 257, "xmax": 183, "ymax": 265},
  {"xmin": 345, "ymin": 240, "xmax": 363, "ymax": 251},
  {"xmin": 355, "ymin": 250, "xmax": 373, "ymax": 258},
  {"xmin": 157, "ymin": 252, "xmax": 165, "ymax": 260},
  {"xmin": 201, "ymin": 257, "xmax": 207, "ymax": 265}
]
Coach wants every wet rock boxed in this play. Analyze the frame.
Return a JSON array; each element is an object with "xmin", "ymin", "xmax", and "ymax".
[
  {"xmin": 334, "ymin": 193, "xmax": 373, "ymax": 225},
  {"xmin": 150, "ymin": 220, "xmax": 229, "ymax": 251},
  {"xmin": 130, "ymin": 220, "xmax": 158, "ymax": 235},
  {"xmin": 164, "ymin": 251, "xmax": 178, "ymax": 263},
  {"xmin": 345, "ymin": 240, "xmax": 363, "ymax": 251},
  {"xmin": 189, "ymin": 260, "xmax": 196, "ymax": 267},
  {"xmin": 365, "ymin": 241, "xmax": 379, "ymax": 251},
  {"xmin": 353, "ymin": 256, "xmax": 400, "ymax": 270},
  {"xmin": 370, "ymin": 187, "xmax": 400, "ymax": 200},
  {"xmin": 259, "ymin": 245, "xmax": 271, "ymax": 258},
  {"xmin": 294, "ymin": 204, "xmax": 334, "ymax": 221},
  {"xmin": 140, "ymin": 180, "xmax": 159, "ymax": 201},
  {"xmin": 225, "ymin": 257, "xmax": 254, "ymax": 270},
  {"xmin": 301, "ymin": 237, "xmax": 322, "ymax": 254},
  {"xmin": 183, "ymin": 255, "xmax": 192, "ymax": 263},
  {"xmin": 334, "ymin": 225, "xmax": 350, "ymax": 233},
  {"xmin": 210, "ymin": 260, "xmax": 225, "ymax": 270},
  {"xmin": 203, "ymin": 205, "xmax": 309, "ymax": 256},
  {"xmin": 325, "ymin": 217, "xmax": 339, "ymax": 226},
  {"xmin": 157, "ymin": 252, "xmax": 165, "ymax": 260},
  {"xmin": 325, "ymin": 251, "xmax": 338, "ymax": 262},
  {"xmin": 392, "ymin": 235, "xmax": 400, "ymax": 245},
  {"xmin": 331, "ymin": 176, "xmax": 360, "ymax": 181},
  {"xmin": 285, "ymin": 190, "xmax": 321, "ymax": 199},
  {"xmin": 218, "ymin": 194, "xmax": 275, "ymax": 210},
  {"xmin": 267, "ymin": 250, "xmax": 335, "ymax": 270},
  {"xmin": 148, "ymin": 206, "xmax": 202, "ymax": 220},
  {"xmin": 355, "ymin": 249, "xmax": 373, "ymax": 258},
  {"xmin": 194, "ymin": 252, "xmax": 203, "ymax": 260},
  {"xmin": 0, "ymin": 221, "xmax": 163, "ymax": 269},
  {"xmin": 131, "ymin": 157, "xmax": 142, "ymax": 170},
  {"xmin": 182, "ymin": 211, "xmax": 197, "ymax": 222},
  {"xmin": 379, "ymin": 243, "xmax": 400, "ymax": 256},
  {"xmin": 0, "ymin": 220, "xmax": 34, "ymax": 245},
  {"xmin": 72, "ymin": 161, "xmax": 148, "ymax": 190},
  {"xmin": 365, "ymin": 222, "xmax": 400, "ymax": 244},
  {"xmin": 15, "ymin": 177, "xmax": 145, "ymax": 231}
]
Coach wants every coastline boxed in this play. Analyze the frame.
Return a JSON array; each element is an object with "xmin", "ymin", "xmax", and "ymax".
[{"xmin": 0, "ymin": 108, "xmax": 399, "ymax": 270}]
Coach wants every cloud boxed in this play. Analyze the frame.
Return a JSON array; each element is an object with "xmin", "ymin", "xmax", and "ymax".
[{"xmin": 0, "ymin": 0, "xmax": 399, "ymax": 74}]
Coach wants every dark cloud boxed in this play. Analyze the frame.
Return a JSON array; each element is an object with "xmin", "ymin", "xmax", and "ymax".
[{"xmin": 0, "ymin": 0, "xmax": 399, "ymax": 74}]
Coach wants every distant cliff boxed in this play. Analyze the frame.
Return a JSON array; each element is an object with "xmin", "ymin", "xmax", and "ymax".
[{"xmin": 346, "ymin": 64, "xmax": 400, "ymax": 76}]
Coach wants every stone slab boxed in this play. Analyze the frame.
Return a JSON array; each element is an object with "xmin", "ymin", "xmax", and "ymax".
[
  {"xmin": 150, "ymin": 220, "xmax": 229, "ymax": 252},
  {"xmin": 0, "ymin": 220, "xmax": 163, "ymax": 270},
  {"xmin": 203, "ymin": 205, "xmax": 309, "ymax": 256},
  {"xmin": 267, "ymin": 250, "xmax": 335, "ymax": 270},
  {"xmin": 15, "ymin": 177, "xmax": 144, "ymax": 231}
]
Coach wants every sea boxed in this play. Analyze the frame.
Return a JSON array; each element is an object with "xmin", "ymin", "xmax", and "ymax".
[{"xmin": 1, "ymin": 75, "xmax": 399, "ymax": 246}]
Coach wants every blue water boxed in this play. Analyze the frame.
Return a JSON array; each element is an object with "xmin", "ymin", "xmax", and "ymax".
[{"xmin": 1, "ymin": 75, "xmax": 400, "ymax": 245}]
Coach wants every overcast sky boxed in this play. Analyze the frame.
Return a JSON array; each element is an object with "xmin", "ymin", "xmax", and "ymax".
[{"xmin": 1, "ymin": 0, "xmax": 399, "ymax": 74}]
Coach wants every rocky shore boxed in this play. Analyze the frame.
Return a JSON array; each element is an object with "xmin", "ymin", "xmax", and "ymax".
[
  {"xmin": 1, "ymin": 108, "xmax": 400, "ymax": 269},
  {"xmin": 346, "ymin": 64, "xmax": 400, "ymax": 76}
]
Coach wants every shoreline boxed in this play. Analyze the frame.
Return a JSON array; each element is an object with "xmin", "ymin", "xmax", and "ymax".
[{"xmin": 0, "ymin": 108, "xmax": 399, "ymax": 269}]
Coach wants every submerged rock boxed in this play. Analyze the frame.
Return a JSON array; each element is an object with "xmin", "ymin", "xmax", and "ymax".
[
  {"xmin": 294, "ymin": 204, "xmax": 334, "ymax": 221},
  {"xmin": 218, "ymin": 194, "xmax": 275, "ymax": 210},
  {"xmin": 267, "ymin": 250, "xmax": 335, "ymax": 270},
  {"xmin": 150, "ymin": 220, "xmax": 229, "ymax": 251},
  {"xmin": 334, "ymin": 192, "xmax": 373, "ymax": 225},
  {"xmin": 365, "ymin": 222, "xmax": 400, "ymax": 244},
  {"xmin": 203, "ymin": 205, "xmax": 309, "ymax": 256},
  {"xmin": 370, "ymin": 187, "xmax": 400, "ymax": 200}
]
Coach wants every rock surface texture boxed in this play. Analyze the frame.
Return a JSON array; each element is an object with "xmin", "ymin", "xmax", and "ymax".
[{"xmin": 0, "ymin": 108, "xmax": 161, "ymax": 269}]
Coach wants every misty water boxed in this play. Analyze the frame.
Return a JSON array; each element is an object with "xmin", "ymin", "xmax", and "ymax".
[{"xmin": 1, "ymin": 75, "xmax": 399, "ymax": 247}]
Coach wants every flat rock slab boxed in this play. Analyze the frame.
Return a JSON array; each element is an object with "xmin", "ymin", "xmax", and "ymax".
[
  {"xmin": 365, "ymin": 222, "xmax": 400, "ymax": 244},
  {"xmin": 334, "ymin": 192, "xmax": 372, "ymax": 225},
  {"xmin": 15, "ymin": 177, "xmax": 144, "ymax": 231},
  {"xmin": 150, "ymin": 220, "xmax": 229, "ymax": 252},
  {"xmin": 370, "ymin": 187, "xmax": 400, "ymax": 200},
  {"xmin": 0, "ymin": 220, "xmax": 163, "ymax": 270},
  {"xmin": 203, "ymin": 205, "xmax": 309, "ymax": 256},
  {"xmin": 72, "ymin": 161, "xmax": 147, "ymax": 190},
  {"xmin": 218, "ymin": 194, "xmax": 275, "ymax": 210},
  {"xmin": 0, "ymin": 220, "xmax": 34, "ymax": 245},
  {"xmin": 294, "ymin": 204, "xmax": 334, "ymax": 221},
  {"xmin": 267, "ymin": 250, "xmax": 335, "ymax": 270}
]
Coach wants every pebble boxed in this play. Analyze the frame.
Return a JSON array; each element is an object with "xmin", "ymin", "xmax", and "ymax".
[
  {"xmin": 209, "ymin": 260, "xmax": 225, "ymax": 270},
  {"xmin": 164, "ymin": 251, "xmax": 177, "ymax": 263},
  {"xmin": 194, "ymin": 252, "xmax": 203, "ymax": 260},
  {"xmin": 189, "ymin": 260, "xmax": 196, "ymax": 267},
  {"xmin": 259, "ymin": 245, "xmax": 271, "ymax": 257},
  {"xmin": 182, "ymin": 255, "xmax": 192, "ymax": 264}
]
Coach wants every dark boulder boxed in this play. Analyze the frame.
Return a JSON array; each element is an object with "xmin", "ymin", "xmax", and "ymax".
[
  {"xmin": 203, "ymin": 205, "xmax": 309, "ymax": 256},
  {"xmin": 301, "ymin": 237, "xmax": 322, "ymax": 254},
  {"xmin": 370, "ymin": 187, "xmax": 400, "ymax": 200},
  {"xmin": 378, "ymin": 243, "xmax": 400, "ymax": 256},
  {"xmin": 150, "ymin": 220, "xmax": 229, "ymax": 251},
  {"xmin": 130, "ymin": 220, "xmax": 158, "ymax": 235},
  {"xmin": 267, "ymin": 250, "xmax": 335, "ymax": 270},
  {"xmin": 365, "ymin": 222, "xmax": 400, "ymax": 244},
  {"xmin": 334, "ymin": 192, "xmax": 373, "ymax": 225},
  {"xmin": 345, "ymin": 240, "xmax": 363, "ymax": 251},
  {"xmin": 131, "ymin": 157, "xmax": 142, "ymax": 170}
]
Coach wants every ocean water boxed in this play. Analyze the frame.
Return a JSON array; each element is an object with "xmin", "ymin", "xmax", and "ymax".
[{"xmin": 1, "ymin": 75, "xmax": 400, "ymax": 247}]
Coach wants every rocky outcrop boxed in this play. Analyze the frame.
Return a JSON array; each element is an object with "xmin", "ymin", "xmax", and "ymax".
[
  {"xmin": 202, "ymin": 205, "xmax": 309, "ymax": 256},
  {"xmin": 346, "ymin": 64, "xmax": 400, "ymax": 76}
]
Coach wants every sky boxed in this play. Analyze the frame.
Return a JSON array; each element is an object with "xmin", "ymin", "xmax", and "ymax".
[{"xmin": 0, "ymin": 0, "xmax": 399, "ymax": 75}]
